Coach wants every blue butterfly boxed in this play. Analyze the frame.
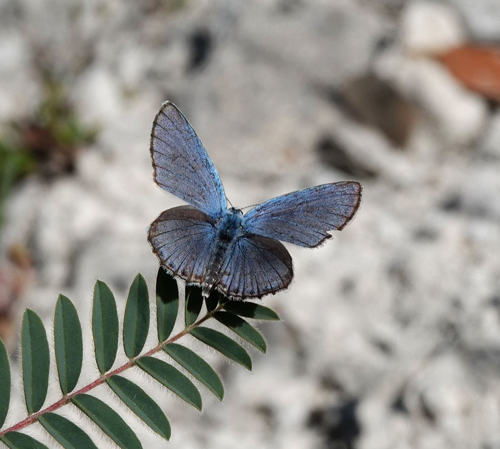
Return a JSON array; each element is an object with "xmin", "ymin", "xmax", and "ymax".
[{"xmin": 148, "ymin": 102, "xmax": 362, "ymax": 300}]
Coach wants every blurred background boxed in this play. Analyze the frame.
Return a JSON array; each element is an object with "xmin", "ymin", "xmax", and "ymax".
[{"xmin": 1, "ymin": 0, "xmax": 500, "ymax": 448}]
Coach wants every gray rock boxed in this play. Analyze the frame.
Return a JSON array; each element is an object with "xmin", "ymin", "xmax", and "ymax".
[
  {"xmin": 401, "ymin": 1, "xmax": 467, "ymax": 55},
  {"xmin": 451, "ymin": 0, "xmax": 500, "ymax": 41}
]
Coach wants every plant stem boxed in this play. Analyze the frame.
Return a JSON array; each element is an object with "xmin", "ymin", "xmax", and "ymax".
[{"xmin": 0, "ymin": 303, "xmax": 224, "ymax": 437}]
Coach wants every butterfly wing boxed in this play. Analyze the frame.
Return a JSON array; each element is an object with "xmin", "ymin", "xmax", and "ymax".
[
  {"xmin": 243, "ymin": 181, "xmax": 362, "ymax": 248},
  {"xmin": 217, "ymin": 235, "xmax": 293, "ymax": 299},
  {"xmin": 151, "ymin": 102, "xmax": 227, "ymax": 220},
  {"xmin": 148, "ymin": 206, "xmax": 217, "ymax": 285}
]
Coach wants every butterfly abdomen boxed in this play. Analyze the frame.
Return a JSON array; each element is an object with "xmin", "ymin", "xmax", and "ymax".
[{"xmin": 201, "ymin": 209, "xmax": 244, "ymax": 297}]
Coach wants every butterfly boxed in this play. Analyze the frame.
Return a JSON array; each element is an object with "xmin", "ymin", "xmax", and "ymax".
[{"xmin": 148, "ymin": 102, "xmax": 362, "ymax": 300}]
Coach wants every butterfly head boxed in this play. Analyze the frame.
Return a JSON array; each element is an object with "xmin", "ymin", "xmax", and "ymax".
[{"xmin": 228, "ymin": 207, "xmax": 243, "ymax": 216}]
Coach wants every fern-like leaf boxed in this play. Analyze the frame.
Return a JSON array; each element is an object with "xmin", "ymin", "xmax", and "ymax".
[{"xmin": 0, "ymin": 267, "xmax": 281, "ymax": 447}]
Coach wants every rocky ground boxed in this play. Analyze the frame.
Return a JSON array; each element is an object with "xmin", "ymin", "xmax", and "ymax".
[{"xmin": 1, "ymin": 0, "xmax": 500, "ymax": 448}]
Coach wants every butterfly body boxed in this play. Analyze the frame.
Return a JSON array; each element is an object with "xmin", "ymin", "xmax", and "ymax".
[
  {"xmin": 202, "ymin": 207, "xmax": 245, "ymax": 297},
  {"xmin": 148, "ymin": 102, "xmax": 362, "ymax": 300}
]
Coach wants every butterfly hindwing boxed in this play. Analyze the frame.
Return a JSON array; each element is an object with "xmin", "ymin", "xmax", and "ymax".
[
  {"xmin": 243, "ymin": 181, "xmax": 362, "ymax": 248},
  {"xmin": 151, "ymin": 102, "xmax": 227, "ymax": 220},
  {"xmin": 217, "ymin": 235, "xmax": 293, "ymax": 299},
  {"xmin": 148, "ymin": 206, "xmax": 217, "ymax": 285}
]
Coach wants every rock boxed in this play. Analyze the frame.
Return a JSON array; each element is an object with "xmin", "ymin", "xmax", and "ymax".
[
  {"xmin": 340, "ymin": 74, "xmax": 418, "ymax": 147},
  {"xmin": 401, "ymin": 1, "xmax": 467, "ymax": 55},
  {"xmin": 481, "ymin": 111, "xmax": 500, "ymax": 160},
  {"xmin": 452, "ymin": 0, "xmax": 500, "ymax": 41},
  {"xmin": 378, "ymin": 52, "xmax": 488, "ymax": 146}
]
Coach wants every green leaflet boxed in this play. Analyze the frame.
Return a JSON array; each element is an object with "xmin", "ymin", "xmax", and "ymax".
[
  {"xmin": 164, "ymin": 343, "xmax": 224, "ymax": 400},
  {"xmin": 38, "ymin": 413, "xmax": 97, "ymax": 449},
  {"xmin": 123, "ymin": 274, "xmax": 150, "ymax": 358},
  {"xmin": 22, "ymin": 310, "xmax": 50, "ymax": 414},
  {"xmin": 137, "ymin": 357, "xmax": 202, "ymax": 411},
  {"xmin": 214, "ymin": 311, "xmax": 267, "ymax": 353},
  {"xmin": 54, "ymin": 295, "xmax": 83, "ymax": 395},
  {"xmin": 205, "ymin": 290, "xmax": 222, "ymax": 313},
  {"xmin": 0, "ymin": 337, "xmax": 11, "ymax": 427},
  {"xmin": 107, "ymin": 375, "xmax": 171, "ymax": 440},
  {"xmin": 223, "ymin": 302, "xmax": 280, "ymax": 321},
  {"xmin": 1, "ymin": 431, "xmax": 49, "ymax": 449},
  {"xmin": 92, "ymin": 280, "xmax": 119, "ymax": 374},
  {"xmin": 185, "ymin": 286, "xmax": 203, "ymax": 326},
  {"xmin": 190, "ymin": 327, "xmax": 252, "ymax": 370},
  {"xmin": 156, "ymin": 269, "xmax": 179, "ymax": 342},
  {"xmin": 72, "ymin": 394, "xmax": 142, "ymax": 449}
]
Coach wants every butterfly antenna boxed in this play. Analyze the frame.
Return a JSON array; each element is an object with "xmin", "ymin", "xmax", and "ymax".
[
  {"xmin": 241, "ymin": 203, "xmax": 258, "ymax": 211},
  {"xmin": 226, "ymin": 196, "xmax": 234, "ymax": 208}
]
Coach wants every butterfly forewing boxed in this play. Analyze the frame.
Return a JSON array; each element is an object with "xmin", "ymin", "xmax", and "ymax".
[
  {"xmin": 151, "ymin": 102, "xmax": 227, "ymax": 220},
  {"xmin": 243, "ymin": 182, "xmax": 362, "ymax": 248},
  {"xmin": 217, "ymin": 235, "xmax": 293, "ymax": 299},
  {"xmin": 148, "ymin": 206, "xmax": 217, "ymax": 285}
]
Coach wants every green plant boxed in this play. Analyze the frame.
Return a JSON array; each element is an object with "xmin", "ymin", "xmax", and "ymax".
[
  {"xmin": 0, "ymin": 142, "xmax": 36, "ymax": 228},
  {"xmin": 0, "ymin": 72, "xmax": 98, "ymax": 231},
  {"xmin": 0, "ymin": 268, "xmax": 279, "ymax": 449}
]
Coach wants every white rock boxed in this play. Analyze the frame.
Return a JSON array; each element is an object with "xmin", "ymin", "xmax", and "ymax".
[
  {"xmin": 481, "ymin": 111, "xmax": 500, "ymax": 160},
  {"xmin": 401, "ymin": 1, "xmax": 467, "ymax": 55},
  {"xmin": 384, "ymin": 55, "xmax": 488, "ymax": 146},
  {"xmin": 71, "ymin": 66, "xmax": 123, "ymax": 126},
  {"xmin": 452, "ymin": 0, "xmax": 500, "ymax": 41}
]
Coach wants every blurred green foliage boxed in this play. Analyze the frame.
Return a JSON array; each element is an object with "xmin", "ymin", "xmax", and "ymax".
[
  {"xmin": 0, "ymin": 75, "xmax": 98, "ymax": 229},
  {"xmin": 0, "ymin": 143, "xmax": 36, "ymax": 227}
]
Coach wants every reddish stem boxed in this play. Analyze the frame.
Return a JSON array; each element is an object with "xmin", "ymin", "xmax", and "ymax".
[{"xmin": 0, "ymin": 308, "xmax": 217, "ymax": 437}]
